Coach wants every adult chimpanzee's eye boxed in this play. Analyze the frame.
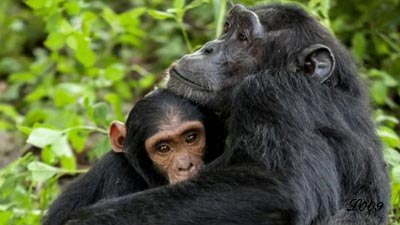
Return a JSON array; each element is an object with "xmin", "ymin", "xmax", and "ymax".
[
  {"xmin": 186, "ymin": 133, "xmax": 198, "ymax": 144},
  {"xmin": 237, "ymin": 32, "xmax": 248, "ymax": 41},
  {"xmin": 224, "ymin": 21, "xmax": 230, "ymax": 33},
  {"xmin": 156, "ymin": 144, "xmax": 170, "ymax": 153}
]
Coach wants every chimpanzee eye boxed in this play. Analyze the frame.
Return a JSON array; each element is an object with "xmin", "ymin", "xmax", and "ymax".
[
  {"xmin": 224, "ymin": 21, "xmax": 230, "ymax": 33},
  {"xmin": 156, "ymin": 144, "xmax": 170, "ymax": 153},
  {"xmin": 237, "ymin": 32, "xmax": 248, "ymax": 41},
  {"xmin": 186, "ymin": 133, "xmax": 198, "ymax": 144}
]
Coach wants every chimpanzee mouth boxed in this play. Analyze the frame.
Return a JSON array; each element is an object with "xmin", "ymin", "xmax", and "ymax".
[{"xmin": 169, "ymin": 67, "xmax": 211, "ymax": 92}]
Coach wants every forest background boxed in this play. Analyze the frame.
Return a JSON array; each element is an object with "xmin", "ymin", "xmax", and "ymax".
[{"xmin": 0, "ymin": 0, "xmax": 399, "ymax": 224}]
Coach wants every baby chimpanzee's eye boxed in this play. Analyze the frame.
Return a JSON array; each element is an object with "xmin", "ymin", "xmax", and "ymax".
[
  {"xmin": 156, "ymin": 144, "xmax": 171, "ymax": 153},
  {"xmin": 186, "ymin": 133, "xmax": 198, "ymax": 144}
]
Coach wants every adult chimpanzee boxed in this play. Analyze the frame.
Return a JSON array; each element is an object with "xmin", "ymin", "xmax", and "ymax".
[
  {"xmin": 43, "ymin": 89, "xmax": 225, "ymax": 225},
  {"xmin": 64, "ymin": 3, "xmax": 390, "ymax": 225}
]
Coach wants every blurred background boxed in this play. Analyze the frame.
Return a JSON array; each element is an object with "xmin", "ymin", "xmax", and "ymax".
[{"xmin": 0, "ymin": 0, "xmax": 399, "ymax": 224}]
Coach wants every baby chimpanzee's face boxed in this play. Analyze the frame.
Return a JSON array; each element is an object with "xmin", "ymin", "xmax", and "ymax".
[{"xmin": 145, "ymin": 120, "xmax": 206, "ymax": 184}]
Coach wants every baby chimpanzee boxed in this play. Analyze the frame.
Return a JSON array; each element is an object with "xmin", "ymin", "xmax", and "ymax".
[
  {"xmin": 42, "ymin": 89, "xmax": 225, "ymax": 225},
  {"xmin": 110, "ymin": 89, "xmax": 223, "ymax": 184}
]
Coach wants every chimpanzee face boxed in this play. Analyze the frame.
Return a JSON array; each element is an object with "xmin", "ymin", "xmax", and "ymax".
[
  {"xmin": 109, "ymin": 90, "xmax": 225, "ymax": 187},
  {"xmin": 167, "ymin": 4, "xmax": 335, "ymax": 113},
  {"xmin": 144, "ymin": 120, "xmax": 206, "ymax": 184}
]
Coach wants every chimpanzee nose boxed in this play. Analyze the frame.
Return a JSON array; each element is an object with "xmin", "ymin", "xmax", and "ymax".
[{"xmin": 178, "ymin": 162, "xmax": 193, "ymax": 171}]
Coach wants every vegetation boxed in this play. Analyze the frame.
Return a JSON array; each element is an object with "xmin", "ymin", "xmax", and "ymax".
[{"xmin": 0, "ymin": 0, "xmax": 399, "ymax": 224}]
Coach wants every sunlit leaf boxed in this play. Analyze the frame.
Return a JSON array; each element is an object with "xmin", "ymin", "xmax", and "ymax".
[
  {"xmin": 105, "ymin": 64, "xmax": 125, "ymax": 81},
  {"xmin": 41, "ymin": 146, "xmax": 57, "ymax": 165},
  {"xmin": 64, "ymin": 0, "xmax": 80, "ymax": 15},
  {"xmin": 371, "ymin": 81, "xmax": 388, "ymax": 105},
  {"xmin": 60, "ymin": 156, "xmax": 77, "ymax": 170},
  {"xmin": 174, "ymin": 0, "xmax": 185, "ymax": 10},
  {"xmin": 45, "ymin": 32, "xmax": 66, "ymax": 51},
  {"xmin": 393, "ymin": 166, "xmax": 400, "ymax": 183},
  {"xmin": 68, "ymin": 130, "xmax": 88, "ymax": 153},
  {"xmin": 147, "ymin": 10, "xmax": 174, "ymax": 20},
  {"xmin": 27, "ymin": 161, "xmax": 59, "ymax": 183},
  {"xmin": 25, "ymin": 0, "xmax": 46, "ymax": 9},
  {"xmin": 51, "ymin": 135, "xmax": 73, "ymax": 157},
  {"xmin": 27, "ymin": 128, "xmax": 63, "ymax": 148},
  {"xmin": 384, "ymin": 146, "xmax": 400, "ymax": 166},
  {"xmin": 378, "ymin": 126, "xmax": 400, "ymax": 148}
]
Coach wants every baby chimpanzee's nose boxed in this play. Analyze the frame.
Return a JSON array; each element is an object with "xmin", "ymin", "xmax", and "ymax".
[{"xmin": 178, "ymin": 161, "xmax": 193, "ymax": 171}]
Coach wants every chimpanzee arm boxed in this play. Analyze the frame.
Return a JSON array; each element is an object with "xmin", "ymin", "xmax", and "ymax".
[
  {"xmin": 64, "ymin": 164, "xmax": 295, "ymax": 225},
  {"xmin": 42, "ymin": 152, "xmax": 148, "ymax": 225}
]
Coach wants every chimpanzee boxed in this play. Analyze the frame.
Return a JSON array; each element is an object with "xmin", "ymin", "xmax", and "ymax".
[
  {"xmin": 42, "ymin": 89, "xmax": 225, "ymax": 225},
  {"xmin": 64, "ymin": 3, "xmax": 390, "ymax": 225}
]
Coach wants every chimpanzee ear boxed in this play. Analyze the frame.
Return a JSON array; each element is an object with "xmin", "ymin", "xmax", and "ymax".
[
  {"xmin": 298, "ymin": 44, "xmax": 335, "ymax": 83},
  {"xmin": 109, "ymin": 121, "xmax": 126, "ymax": 153}
]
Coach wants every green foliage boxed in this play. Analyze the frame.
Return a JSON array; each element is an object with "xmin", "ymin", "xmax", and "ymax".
[{"xmin": 0, "ymin": 0, "xmax": 399, "ymax": 224}]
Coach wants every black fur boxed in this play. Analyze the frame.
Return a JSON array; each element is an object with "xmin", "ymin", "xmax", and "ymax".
[
  {"xmin": 63, "ymin": 3, "xmax": 389, "ymax": 225},
  {"xmin": 42, "ymin": 90, "xmax": 225, "ymax": 225},
  {"xmin": 42, "ymin": 153, "xmax": 147, "ymax": 225}
]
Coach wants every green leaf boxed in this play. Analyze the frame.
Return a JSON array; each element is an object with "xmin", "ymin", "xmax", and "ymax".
[
  {"xmin": 54, "ymin": 83, "xmax": 85, "ymax": 107},
  {"xmin": 185, "ymin": 0, "xmax": 206, "ymax": 10},
  {"xmin": 25, "ymin": 0, "xmax": 46, "ymax": 9},
  {"xmin": 0, "ymin": 211, "xmax": 13, "ymax": 224},
  {"xmin": 27, "ymin": 161, "xmax": 59, "ymax": 183},
  {"xmin": 0, "ymin": 104, "xmax": 20, "ymax": 121},
  {"xmin": 41, "ymin": 146, "xmax": 57, "ymax": 165},
  {"xmin": 93, "ymin": 102, "xmax": 109, "ymax": 126},
  {"xmin": 174, "ymin": 0, "xmax": 185, "ymax": 10},
  {"xmin": 54, "ymin": 87, "xmax": 75, "ymax": 107},
  {"xmin": 102, "ymin": 7, "xmax": 121, "ymax": 32},
  {"xmin": 378, "ymin": 126, "xmax": 400, "ymax": 148},
  {"xmin": 23, "ymin": 109, "xmax": 49, "ymax": 126},
  {"xmin": 66, "ymin": 33, "xmax": 96, "ymax": 67},
  {"xmin": 68, "ymin": 130, "xmax": 88, "ymax": 153},
  {"xmin": 138, "ymin": 74, "xmax": 156, "ymax": 89},
  {"xmin": 351, "ymin": 33, "xmax": 366, "ymax": 60},
  {"xmin": 9, "ymin": 72, "xmax": 36, "ymax": 83},
  {"xmin": 393, "ymin": 166, "xmax": 400, "ymax": 183},
  {"xmin": 17, "ymin": 126, "xmax": 33, "ymax": 135},
  {"xmin": 45, "ymin": 32, "xmax": 66, "ymax": 51},
  {"xmin": 51, "ymin": 135, "xmax": 73, "ymax": 157},
  {"xmin": 104, "ymin": 93, "xmax": 124, "ymax": 121},
  {"xmin": 105, "ymin": 64, "xmax": 125, "ymax": 81},
  {"xmin": 369, "ymin": 69, "xmax": 398, "ymax": 87},
  {"xmin": 375, "ymin": 113, "xmax": 399, "ymax": 127},
  {"xmin": 25, "ymin": 86, "xmax": 48, "ymax": 102},
  {"xmin": 64, "ymin": 0, "xmax": 80, "ymax": 15},
  {"xmin": 76, "ymin": 45, "xmax": 96, "ymax": 67},
  {"xmin": 147, "ymin": 10, "xmax": 174, "ymax": 20},
  {"xmin": 27, "ymin": 128, "xmax": 63, "ymax": 148},
  {"xmin": 91, "ymin": 136, "xmax": 112, "ymax": 159},
  {"xmin": 82, "ymin": 12, "xmax": 98, "ymax": 35},
  {"xmin": 60, "ymin": 156, "xmax": 76, "ymax": 170},
  {"xmin": 384, "ymin": 146, "xmax": 400, "ymax": 166},
  {"xmin": 370, "ymin": 81, "xmax": 388, "ymax": 105},
  {"xmin": 0, "ymin": 121, "xmax": 12, "ymax": 130}
]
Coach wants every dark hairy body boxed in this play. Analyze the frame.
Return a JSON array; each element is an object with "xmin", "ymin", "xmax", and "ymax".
[
  {"xmin": 42, "ymin": 152, "xmax": 148, "ymax": 225},
  {"xmin": 63, "ymin": 3, "xmax": 389, "ymax": 225},
  {"xmin": 43, "ymin": 90, "xmax": 225, "ymax": 225}
]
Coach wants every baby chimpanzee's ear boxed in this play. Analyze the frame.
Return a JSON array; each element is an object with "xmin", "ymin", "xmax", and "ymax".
[{"xmin": 109, "ymin": 121, "xmax": 126, "ymax": 153}]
